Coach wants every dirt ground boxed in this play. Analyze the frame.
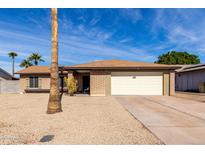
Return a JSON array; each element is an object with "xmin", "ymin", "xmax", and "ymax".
[{"xmin": 0, "ymin": 94, "xmax": 161, "ymax": 144}]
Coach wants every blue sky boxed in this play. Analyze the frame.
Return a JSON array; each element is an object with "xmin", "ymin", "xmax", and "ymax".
[{"xmin": 0, "ymin": 8, "xmax": 205, "ymax": 74}]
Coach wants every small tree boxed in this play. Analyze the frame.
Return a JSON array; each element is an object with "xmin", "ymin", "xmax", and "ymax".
[
  {"xmin": 28, "ymin": 53, "xmax": 45, "ymax": 65},
  {"xmin": 155, "ymin": 51, "xmax": 200, "ymax": 65},
  {"xmin": 8, "ymin": 51, "xmax": 18, "ymax": 77},
  {"xmin": 20, "ymin": 59, "xmax": 33, "ymax": 68},
  {"xmin": 64, "ymin": 77, "xmax": 78, "ymax": 96}
]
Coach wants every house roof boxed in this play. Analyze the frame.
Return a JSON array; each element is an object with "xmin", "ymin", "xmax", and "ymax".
[
  {"xmin": 176, "ymin": 64, "xmax": 205, "ymax": 73},
  {"xmin": 0, "ymin": 67, "xmax": 13, "ymax": 80},
  {"xmin": 65, "ymin": 59, "xmax": 180, "ymax": 70},
  {"xmin": 16, "ymin": 60, "xmax": 181, "ymax": 74},
  {"xmin": 15, "ymin": 66, "xmax": 50, "ymax": 74}
]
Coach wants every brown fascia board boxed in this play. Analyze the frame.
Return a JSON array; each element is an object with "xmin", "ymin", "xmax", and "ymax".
[
  {"xmin": 65, "ymin": 66, "xmax": 180, "ymax": 70},
  {"xmin": 15, "ymin": 72, "xmax": 50, "ymax": 75},
  {"xmin": 15, "ymin": 71, "xmax": 68, "ymax": 75},
  {"xmin": 16, "ymin": 66, "xmax": 181, "ymax": 74}
]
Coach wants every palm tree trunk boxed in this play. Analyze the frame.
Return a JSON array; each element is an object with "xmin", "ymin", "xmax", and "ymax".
[
  {"xmin": 47, "ymin": 8, "xmax": 62, "ymax": 114},
  {"xmin": 12, "ymin": 58, "xmax": 14, "ymax": 78}
]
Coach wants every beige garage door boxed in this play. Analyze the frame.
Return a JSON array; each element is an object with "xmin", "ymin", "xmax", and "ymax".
[{"xmin": 111, "ymin": 72, "xmax": 163, "ymax": 95}]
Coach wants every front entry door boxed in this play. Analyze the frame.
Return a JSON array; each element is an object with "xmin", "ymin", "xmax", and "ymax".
[{"xmin": 82, "ymin": 76, "xmax": 90, "ymax": 93}]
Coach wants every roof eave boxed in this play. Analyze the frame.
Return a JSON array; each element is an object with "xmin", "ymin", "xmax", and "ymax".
[
  {"xmin": 177, "ymin": 66, "xmax": 205, "ymax": 73},
  {"xmin": 15, "ymin": 72, "xmax": 50, "ymax": 75},
  {"xmin": 65, "ymin": 66, "xmax": 180, "ymax": 70}
]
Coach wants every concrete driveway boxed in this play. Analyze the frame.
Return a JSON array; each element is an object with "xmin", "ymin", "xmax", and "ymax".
[{"xmin": 115, "ymin": 96, "xmax": 205, "ymax": 144}]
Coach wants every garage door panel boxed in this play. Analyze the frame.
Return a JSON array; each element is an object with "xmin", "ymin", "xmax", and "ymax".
[
  {"xmin": 111, "ymin": 72, "xmax": 163, "ymax": 76},
  {"xmin": 111, "ymin": 72, "xmax": 162, "ymax": 95}
]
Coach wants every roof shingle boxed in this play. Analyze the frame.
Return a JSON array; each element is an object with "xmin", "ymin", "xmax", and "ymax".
[
  {"xmin": 16, "ymin": 66, "xmax": 50, "ymax": 74},
  {"xmin": 66, "ymin": 59, "xmax": 180, "ymax": 69},
  {"xmin": 16, "ymin": 59, "xmax": 181, "ymax": 74}
]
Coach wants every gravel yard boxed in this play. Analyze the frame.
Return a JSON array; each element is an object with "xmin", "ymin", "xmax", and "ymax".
[{"xmin": 0, "ymin": 94, "xmax": 161, "ymax": 144}]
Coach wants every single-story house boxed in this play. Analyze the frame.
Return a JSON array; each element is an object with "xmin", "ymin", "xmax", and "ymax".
[
  {"xmin": 176, "ymin": 64, "xmax": 205, "ymax": 92},
  {"xmin": 16, "ymin": 59, "xmax": 179, "ymax": 96}
]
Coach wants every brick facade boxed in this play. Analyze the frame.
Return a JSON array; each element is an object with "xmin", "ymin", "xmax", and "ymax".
[
  {"xmin": 19, "ymin": 74, "xmax": 50, "ymax": 93},
  {"xmin": 170, "ymin": 71, "xmax": 175, "ymax": 96},
  {"xmin": 90, "ymin": 70, "xmax": 111, "ymax": 96},
  {"xmin": 163, "ymin": 71, "xmax": 170, "ymax": 96},
  {"xmin": 89, "ymin": 70, "xmax": 174, "ymax": 96},
  {"xmin": 19, "ymin": 70, "xmax": 175, "ymax": 96}
]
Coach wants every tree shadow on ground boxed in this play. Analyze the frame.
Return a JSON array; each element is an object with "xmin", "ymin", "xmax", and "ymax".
[{"xmin": 39, "ymin": 135, "xmax": 54, "ymax": 143}]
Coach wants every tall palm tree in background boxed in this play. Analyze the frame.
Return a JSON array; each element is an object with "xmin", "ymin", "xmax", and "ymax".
[
  {"xmin": 28, "ymin": 53, "xmax": 45, "ymax": 65},
  {"xmin": 19, "ymin": 59, "xmax": 33, "ymax": 68},
  {"xmin": 8, "ymin": 51, "xmax": 18, "ymax": 77},
  {"xmin": 47, "ymin": 8, "xmax": 62, "ymax": 114}
]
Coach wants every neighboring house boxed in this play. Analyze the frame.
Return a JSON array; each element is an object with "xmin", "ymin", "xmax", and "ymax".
[
  {"xmin": 176, "ymin": 64, "xmax": 205, "ymax": 92},
  {"xmin": 0, "ymin": 67, "xmax": 13, "ymax": 80},
  {"xmin": 0, "ymin": 67, "xmax": 19, "ymax": 93},
  {"xmin": 16, "ymin": 59, "xmax": 179, "ymax": 96}
]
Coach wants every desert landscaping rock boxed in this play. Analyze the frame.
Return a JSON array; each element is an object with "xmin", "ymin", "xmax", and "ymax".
[{"xmin": 0, "ymin": 94, "xmax": 161, "ymax": 144}]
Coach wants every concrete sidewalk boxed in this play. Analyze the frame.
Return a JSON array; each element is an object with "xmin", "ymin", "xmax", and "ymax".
[{"xmin": 116, "ymin": 96, "xmax": 205, "ymax": 144}]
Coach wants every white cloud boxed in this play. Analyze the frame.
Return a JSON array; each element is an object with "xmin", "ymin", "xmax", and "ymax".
[
  {"xmin": 0, "ymin": 18, "xmax": 156, "ymax": 74},
  {"xmin": 167, "ymin": 26, "xmax": 198, "ymax": 45},
  {"xmin": 89, "ymin": 16, "xmax": 101, "ymax": 26},
  {"xmin": 119, "ymin": 37, "xmax": 133, "ymax": 43},
  {"xmin": 59, "ymin": 33, "xmax": 156, "ymax": 63},
  {"xmin": 119, "ymin": 9, "xmax": 142, "ymax": 23},
  {"xmin": 149, "ymin": 9, "xmax": 205, "ymax": 62},
  {"xmin": 6, "ymin": 8, "xmax": 205, "ymax": 74}
]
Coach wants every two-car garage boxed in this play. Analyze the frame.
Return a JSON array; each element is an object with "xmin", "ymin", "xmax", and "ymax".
[
  {"xmin": 111, "ymin": 72, "xmax": 163, "ymax": 95},
  {"xmin": 64, "ymin": 59, "xmax": 177, "ymax": 96}
]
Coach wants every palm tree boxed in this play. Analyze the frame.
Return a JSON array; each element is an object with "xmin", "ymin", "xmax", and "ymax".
[
  {"xmin": 19, "ymin": 59, "xmax": 33, "ymax": 68},
  {"xmin": 47, "ymin": 8, "xmax": 62, "ymax": 114},
  {"xmin": 28, "ymin": 53, "xmax": 45, "ymax": 65},
  {"xmin": 8, "ymin": 51, "xmax": 18, "ymax": 77}
]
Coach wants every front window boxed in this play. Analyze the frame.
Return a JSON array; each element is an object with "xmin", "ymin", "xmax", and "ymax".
[{"xmin": 29, "ymin": 77, "xmax": 39, "ymax": 88}]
